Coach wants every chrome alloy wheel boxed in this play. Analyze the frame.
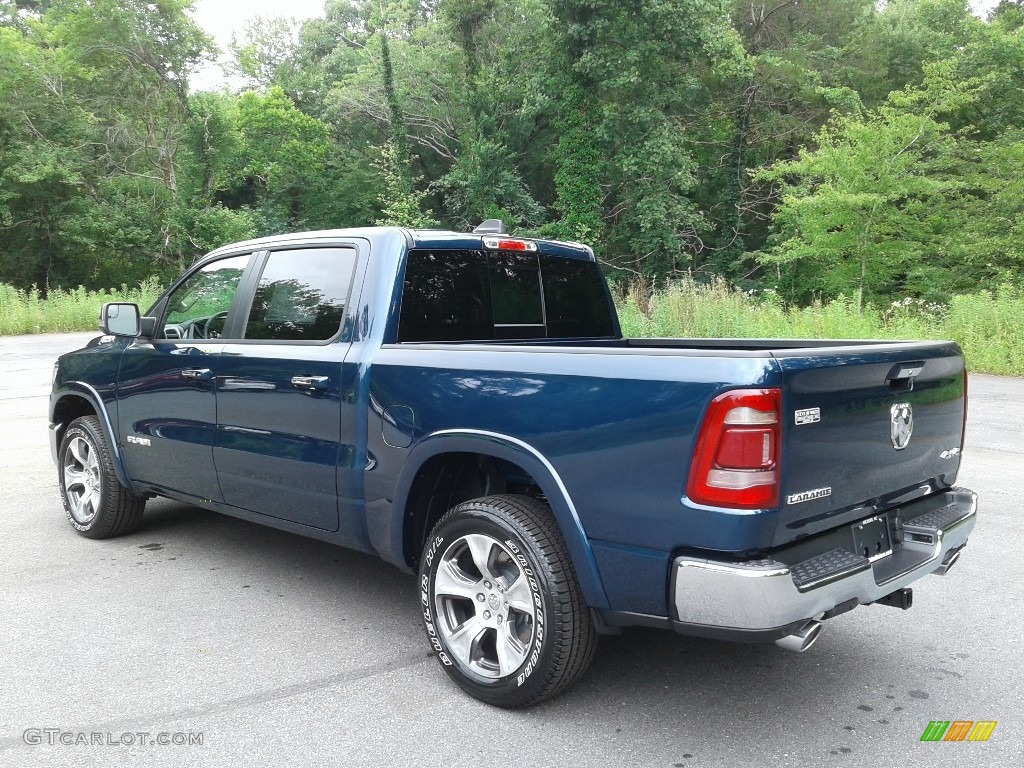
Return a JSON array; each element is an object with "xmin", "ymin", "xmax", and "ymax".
[
  {"xmin": 433, "ymin": 533, "xmax": 537, "ymax": 679},
  {"xmin": 63, "ymin": 435, "xmax": 101, "ymax": 525}
]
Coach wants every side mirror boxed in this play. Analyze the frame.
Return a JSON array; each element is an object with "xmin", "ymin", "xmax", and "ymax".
[{"xmin": 99, "ymin": 302, "xmax": 141, "ymax": 337}]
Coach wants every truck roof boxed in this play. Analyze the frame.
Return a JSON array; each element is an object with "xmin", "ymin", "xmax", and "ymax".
[{"xmin": 204, "ymin": 227, "xmax": 595, "ymax": 262}]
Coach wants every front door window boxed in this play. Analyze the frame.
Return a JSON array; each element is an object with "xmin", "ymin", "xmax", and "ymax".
[{"xmin": 162, "ymin": 255, "xmax": 249, "ymax": 339}]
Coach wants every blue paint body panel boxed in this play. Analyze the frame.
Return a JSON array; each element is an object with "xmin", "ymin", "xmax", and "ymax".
[{"xmin": 48, "ymin": 227, "xmax": 970, "ymax": 623}]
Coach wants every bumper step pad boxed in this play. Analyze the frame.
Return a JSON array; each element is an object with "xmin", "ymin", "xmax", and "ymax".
[
  {"xmin": 790, "ymin": 548, "xmax": 870, "ymax": 591},
  {"xmin": 904, "ymin": 502, "xmax": 971, "ymax": 532}
]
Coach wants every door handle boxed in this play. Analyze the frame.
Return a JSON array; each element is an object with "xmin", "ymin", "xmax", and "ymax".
[
  {"xmin": 886, "ymin": 362, "xmax": 924, "ymax": 392},
  {"xmin": 181, "ymin": 368, "xmax": 213, "ymax": 380},
  {"xmin": 291, "ymin": 375, "xmax": 329, "ymax": 390}
]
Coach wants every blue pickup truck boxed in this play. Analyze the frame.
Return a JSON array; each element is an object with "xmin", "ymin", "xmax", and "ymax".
[{"xmin": 49, "ymin": 225, "xmax": 977, "ymax": 707}]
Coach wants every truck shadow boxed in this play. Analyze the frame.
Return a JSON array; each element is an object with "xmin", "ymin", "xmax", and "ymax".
[{"xmin": 134, "ymin": 498, "xmax": 421, "ymax": 619}]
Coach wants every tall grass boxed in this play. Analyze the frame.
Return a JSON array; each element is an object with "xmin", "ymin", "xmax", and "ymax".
[
  {"xmin": 617, "ymin": 280, "xmax": 1023, "ymax": 377},
  {"xmin": 1, "ymin": 276, "xmax": 1019, "ymax": 376},
  {"xmin": 0, "ymin": 278, "xmax": 164, "ymax": 336}
]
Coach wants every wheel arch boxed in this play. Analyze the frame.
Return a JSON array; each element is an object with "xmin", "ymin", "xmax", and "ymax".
[
  {"xmin": 51, "ymin": 384, "xmax": 136, "ymax": 493},
  {"xmin": 393, "ymin": 430, "xmax": 610, "ymax": 610}
]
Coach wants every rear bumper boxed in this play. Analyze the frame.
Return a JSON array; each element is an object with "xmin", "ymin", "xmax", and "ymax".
[{"xmin": 671, "ymin": 488, "xmax": 977, "ymax": 634}]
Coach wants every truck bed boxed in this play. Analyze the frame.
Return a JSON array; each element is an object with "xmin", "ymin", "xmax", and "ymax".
[{"xmin": 369, "ymin": 336, "xmax": 965, "ymax": 613}]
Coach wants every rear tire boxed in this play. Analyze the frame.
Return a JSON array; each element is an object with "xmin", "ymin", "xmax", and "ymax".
[
  {"xmin": 419, "ymin": 494, "xmax": 598, "ymax": 707},
  {"xmin": 58, "ymin": 416, "xmax": 145, "ymax": 539}
]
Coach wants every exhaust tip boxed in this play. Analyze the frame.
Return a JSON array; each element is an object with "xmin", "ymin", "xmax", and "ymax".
[
  {"xmin": 775, "ymin": 620, "xmax": 823, "ymax": 653},
  {"xmin": 936, "ymin": 546, "xmax": 964, "ymax": 576}
]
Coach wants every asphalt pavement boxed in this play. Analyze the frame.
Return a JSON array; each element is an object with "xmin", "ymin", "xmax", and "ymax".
[{"xmin": 0, "ymin": 332, "xmax": 1020, "ymax": 768}]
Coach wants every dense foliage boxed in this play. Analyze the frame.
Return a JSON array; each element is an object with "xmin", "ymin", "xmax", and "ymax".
[{"xmin": 1, "ymin": 0, "xmax": 1022, "ymax": 307}]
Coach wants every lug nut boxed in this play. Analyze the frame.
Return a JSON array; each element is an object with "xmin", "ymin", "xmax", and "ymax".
[
  {"xmin": 476, "ymin": 593, "xmax": 485, "ymax": 602},
  {"xmin": 496, "ymin": 615, "xmax": 503, "ymax": 625},
  {"xmin": 483, "ymin": 611, "xmax": 491, "ymax": 620},
  {"xmin": 484, "ymin": 581, "xmax": 492, "ymax": 589}
]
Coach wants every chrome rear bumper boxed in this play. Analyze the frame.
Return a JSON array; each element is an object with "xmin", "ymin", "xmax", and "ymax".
[{"xmin": 672, "ymin": 489, "xmax": 977, "ymax": 633}]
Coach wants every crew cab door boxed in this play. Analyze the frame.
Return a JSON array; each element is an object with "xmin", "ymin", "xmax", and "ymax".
[
  {"xmin": 213, "ymin": 246, "xmax": 360, "ymax": 532},
  {"xmin": 117, "ymin": 253, "xmax": 253, "ymax": 502}
]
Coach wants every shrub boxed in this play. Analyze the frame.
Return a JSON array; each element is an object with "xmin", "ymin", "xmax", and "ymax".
[
  {"xmin": 616, "ymin": 280, "xmax": 1022, "ymax": 376},
  {"xmin": 0, "ymin": 278, "xmax": 164, "ymax": 336}
]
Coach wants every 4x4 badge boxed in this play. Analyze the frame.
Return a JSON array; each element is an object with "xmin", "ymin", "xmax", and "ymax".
[{"xmin": 891, "ymin": 403, "xmax": 913, "ymax": 450}]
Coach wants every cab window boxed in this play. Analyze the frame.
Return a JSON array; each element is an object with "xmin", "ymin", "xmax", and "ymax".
[
  {"xmin": 243, "ymin": 248, "xmax": 357, "ymax": 341},
  {"xmin": 162, "ymin": 255, "xmax": 249, "ymax": 339},
  {"xmin": 398, "ymin": 250, "xmax": 616, "ymax": 342}
]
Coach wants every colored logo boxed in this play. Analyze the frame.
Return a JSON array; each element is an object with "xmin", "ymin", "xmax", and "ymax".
[{"xmin": 920, "ymin": 721, "xmax": 997, "ymax": 742}]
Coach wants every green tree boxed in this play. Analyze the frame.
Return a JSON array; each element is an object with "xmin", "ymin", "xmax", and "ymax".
[
  {"xmin": 229, "ymin": 16, "xmax": 303, "ymax": 90},
  {"xmin": 0, "ymin": 0, "xmax": 215, "ymax": 288},
  {"xmin": 234, "ymin": 86, "xmax": 332, "ymax": 232},
  {"xmin": 435, "ymin": 0, "xmax": 545, "ymax": 229},
  {"xmin": 2, "ymin": 0, "xmax": 1020, "ymax": 308},
  {"xmin": 697, "ymin": 0, "xmax": 876, "ymax": 282},
  {"xmin": 374, "ymin": 140, "xmax": 439, "ymax": 227},
  {"xmin": 548, "ymin": 0, "xmax": 746, "ymax": 281},
  {"xmin": 757, "ymin": 61, "xmax": 988, "ymax": 308}
]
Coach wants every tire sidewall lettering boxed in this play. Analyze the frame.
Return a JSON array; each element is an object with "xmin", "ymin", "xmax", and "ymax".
[
  {"xmin": 423, "ymin": 534, "xmax": 443, "ymax": 569},
  {"xmin": 505, "ymin": 539, "xmax": 545, "ymax": 688},
  {"xmin": 421, "ymin": 534, "xmax": 454, "ymax": 665}
]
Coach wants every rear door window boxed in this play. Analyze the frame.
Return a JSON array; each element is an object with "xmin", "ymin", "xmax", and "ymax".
[{"xmin": 244, "ymin": 248, "xmax": 357, "ymax": 341}]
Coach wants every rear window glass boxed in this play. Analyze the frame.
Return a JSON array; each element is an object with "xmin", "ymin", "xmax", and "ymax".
[{"xmin": 398, "ymin": 249, "xmax": 615, "ymax": 342}]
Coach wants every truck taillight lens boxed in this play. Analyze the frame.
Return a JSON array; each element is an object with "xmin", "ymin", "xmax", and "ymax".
[
  {"xmin": 481, "ymin": 236, "xmax": 537, "ymax": 252},
  {"xmin": 686, "ymin": 389, "xmax": 781, "ymax": 509}
]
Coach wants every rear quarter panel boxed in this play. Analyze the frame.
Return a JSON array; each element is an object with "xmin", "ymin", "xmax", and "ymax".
[{"xmin": 363, "ymin": 345, "xmax": 782, "ymax": 613}]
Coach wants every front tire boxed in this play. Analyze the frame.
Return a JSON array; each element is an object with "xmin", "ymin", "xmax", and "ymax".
[
  {"xmin": 58, "ymin": 416, "xmax": 145, "ymax": 539},
  {"xmin": 419, "ymin": 495, "xmax": 597, "ymax": 707}
]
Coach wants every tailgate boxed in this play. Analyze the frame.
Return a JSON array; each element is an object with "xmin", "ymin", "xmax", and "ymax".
[{"xmin": 773, "ymin": 341, "xmax": 965, "ymax": 546}]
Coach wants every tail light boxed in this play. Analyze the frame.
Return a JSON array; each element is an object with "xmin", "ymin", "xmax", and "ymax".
[
  {"xmin": 482, "ymin": 236, "xmax": 537, "ymax": 252},
  {"xmin": 686, "ymin": 389, "xmax": 781, "ymax": 509}
]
